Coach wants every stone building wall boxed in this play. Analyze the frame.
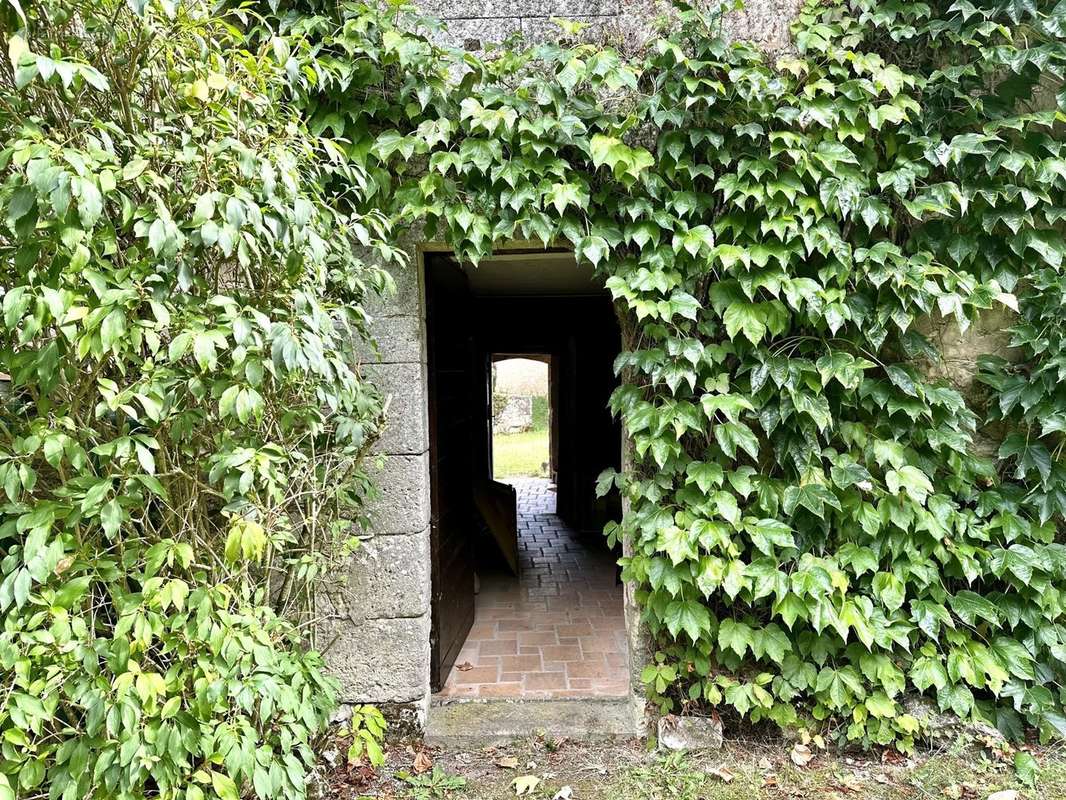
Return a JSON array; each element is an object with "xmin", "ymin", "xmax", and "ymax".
[
  {"xmin": 494, "ymin": 396, "xmax": 535, "ymax": 434},
  {"xmin": 322, "ymin": 0, "xmax": 1026, "ymax": 736},
  {"xmin": 326, "ymin": 0, "xmax": 808, "ymax": 730},
  {"xmin": 322, "ymin": 233, "xmax": 434, "ymax": 730},
  {"xmin": 417, "ymin": 0, "xmax": 803, "ymax": 53}
]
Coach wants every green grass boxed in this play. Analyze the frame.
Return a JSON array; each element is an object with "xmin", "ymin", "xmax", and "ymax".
[{"xmin": 493, "ymin": 429, "xmax": 549, "ymax": 478}]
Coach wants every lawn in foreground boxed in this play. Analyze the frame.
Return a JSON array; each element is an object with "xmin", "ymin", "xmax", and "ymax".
[{"xmin": 328, "ymin": 735, "xmax": 1066, "ymax": 799}]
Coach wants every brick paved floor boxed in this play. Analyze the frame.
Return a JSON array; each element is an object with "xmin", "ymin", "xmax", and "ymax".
[{"xmin": 436, "ymin": 478, "xmax": 629, "ymax": 699}]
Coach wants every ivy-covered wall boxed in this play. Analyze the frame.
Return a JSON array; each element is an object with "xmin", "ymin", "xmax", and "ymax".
[
  {"xmin": 341, "ymin": 0, "xmax": 814, "ymax": 729},
  {"xmin": 315, "ymin": 0, "xmax": 1066, "ymax": 749}
]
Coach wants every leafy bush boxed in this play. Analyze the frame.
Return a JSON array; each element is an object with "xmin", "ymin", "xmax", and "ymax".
[
  {"xmin": 0, "ymin": 0, "xmax": 395, "ymax": 797},
  {"xmin": 336, "ymin": 0, "xmax": 1066, "ymax": 750}
]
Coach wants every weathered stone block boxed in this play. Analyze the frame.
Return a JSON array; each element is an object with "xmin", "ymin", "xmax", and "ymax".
[
  {"xmin": 360, "ymin": 314, "xmax": 426, "ymax": 365},
  {"xmin": 902, "ymin": 696, "xmax": 1005, "ymax": 745},
  {"xmin": 347, "ymin": 529, "xmax": 431, "ymax": 620},
  {"xmin": 426, "ymin": 0, "xmax": 551, "ymax": 17},
  {"xmin": 363, "ymin": 245, "xmax": 423, "ymax": 319},
  {"xmin": 324, "ymin": 613, "xmax": 431, "ymax": 704},
  {"xmin": 494, "ymin": 396, "xmax": 534, "ymax": 434},
  {"xmin": 657, "ymin": 714, "xmax": 724, "ymax": 751},
  {"xmin": 415, "ymin": 0, "xmax": 804, "ymax": 62},
  {"xmin": 916, "ymin": 307, "xmax": 1020, "ymax": 396},
  {"xmin": 365, "ymin": 362, "xmax": 428, "ymax": 455},
  {"xmin": 521, "ymin": 16, "xmax": 610, "ymax": 43},
  {"xmin": 364, "ymin": 453, "xmax": 430, "ymax": 535},
  {"xmin": 550, "ymin": 0, "xmax": 620, "ymax": 15},
  {"xmin": 722, "ymin": 0, "xmax": 803, "ymax": 51},
  {"xmin": 430, "ymin": 17, "xmax": 523, "ymax": 50}
]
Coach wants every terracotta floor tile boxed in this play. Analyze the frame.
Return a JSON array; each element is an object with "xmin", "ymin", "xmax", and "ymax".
[
  {"xmin": 566, "ymin": 659, "xmax": 609, "ymax": 679},
  {"xmin": 477, "ymin": 682, "xmax": 525, "ymax": 697},
  {"xmin": 500, "ymin": 655, "xmax": 543, "ymax": 672},
  {"xmin": 524, "ymin": 672, "xmax": 568, "ymax": 691},
  {"xmin": 466, "ymin": 625, "xmax": 497, "ymax": 640},
  {"xmin": 436, "ymin": 478, "xmax": 629, "ymax": 701},
  {"xmin": 557, "ymin": 622, "xmax": 594, "ymax": 637},
  {"xmin": 497, "ymin": 619, "xmax": 531, "ymax": 631},
  {"xmin": 452, "ymin": 666, "xmax": 498, "ymax": 685},
  {"xmin": 541, "ymin": 644, "xmax": 582, "ymax": 662},
  {"xmin": 479, "ymin": 639, "xmax": 518, "ymax": 656},
  {"xmin": 517, "ymin": 631, "xmax": 558, "ymax": 647}
]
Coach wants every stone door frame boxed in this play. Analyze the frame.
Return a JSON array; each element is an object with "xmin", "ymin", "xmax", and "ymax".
[{"xmin": 329, "ymin": 238, "xmax": 649, "ymax": 733}]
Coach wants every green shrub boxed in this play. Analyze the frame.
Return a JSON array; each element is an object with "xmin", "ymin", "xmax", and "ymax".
[
  {"xmin": 531, "ymin": 395, "xmax": 549, "ymax": 431},
  {"xmin": 0, "ymin": 0, "xmax": 395, "ymax": 797}
]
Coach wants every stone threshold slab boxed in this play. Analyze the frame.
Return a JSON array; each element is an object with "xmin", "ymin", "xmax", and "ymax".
[{"xmin": 425, "ymin": 696, "xmax": 643, "ymax": 746}]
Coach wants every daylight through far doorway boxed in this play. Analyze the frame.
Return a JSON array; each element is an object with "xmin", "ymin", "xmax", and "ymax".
[{"xmin": 491, "ymin": 357, "xmax": 551, "ymax": 480}]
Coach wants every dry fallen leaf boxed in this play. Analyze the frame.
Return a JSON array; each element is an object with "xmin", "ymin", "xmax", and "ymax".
[
  {"xmin": 707, "ymin": 766, "xmax": 735, "ymax": 783},
  {"xmin": 943, "ymin": 785, "xmax": 962, "ymax": 799},
  {"xmin": 455, "ymin": 662, "xmax": 473, "ymax": 672},
  {"xmin": 762, "ymin": 774, "xmax": 778, "ymax": 788},
  {"xmin": 790, "ymin": 743, "xmax": 814, "ymax": 767},
  {"xmin": 513, "ymin": 775, "xmax": 541, "ymax": 796},
  {"xmin": 838, "ymin": 775, "xmax": 865, "ymax": 793},
  {"xmin": 496, "ymin": 756, "xmax": 519, "ymax": 769},
  {"xmin": 880, "ymin": 749, "xmax": 906, "ymax": 765},
  {"xmin": 412, "ymin": 751, "xmax": 432, "ymax": 775},
  {"xmin": 986, "ymin": 792, "xmax": 1019, "ymax": 800},
  {"xmin": 553, "ymin": 786, "xmax": 573, "ymax": 800}
]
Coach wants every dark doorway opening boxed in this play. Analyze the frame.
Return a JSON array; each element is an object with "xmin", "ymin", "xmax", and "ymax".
[{"xmin": 424, "ymin": 251, "xmax": 627, "ymax": 699}]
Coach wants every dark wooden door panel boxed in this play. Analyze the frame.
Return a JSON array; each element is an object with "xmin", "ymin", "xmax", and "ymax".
[{"xmin": 427, "ymin": 259, "xmax": 477, "ymax": 692}]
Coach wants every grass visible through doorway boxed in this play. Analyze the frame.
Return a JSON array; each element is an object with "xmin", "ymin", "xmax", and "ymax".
[{"xmin": 492, "ymin": 429, "xmax": 549, "ymax": 478}]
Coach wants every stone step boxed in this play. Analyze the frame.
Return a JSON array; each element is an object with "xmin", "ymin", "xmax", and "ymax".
[{"xmin": 425, "ymin": 697, "xmax": 644, "ymax": 747}]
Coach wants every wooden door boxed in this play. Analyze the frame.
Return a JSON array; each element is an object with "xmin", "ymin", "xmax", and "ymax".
[
  {"xmin": 426, "ymin": 260, "xmax": 477, "ymax": 692},
  {"xmin": 473, "ymin": 478, "xmax": 519, "ymax": 575}
]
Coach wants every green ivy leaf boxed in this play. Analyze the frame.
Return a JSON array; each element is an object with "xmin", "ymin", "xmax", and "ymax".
[
  {"xmin": 718, "ymin": 618, "xmax": 753, "ymax": 657},
  {"xmin": 1015, "ymin": 751, "xmax": 1039, "ymax": 789},
  {"xmin": 714, "ymin": 422, "xmax": 760, "ymax": 461},
  {"xmin": 871, "ymin": 572, "xmax": 905, "ymax": 613},
  {"xmin": 665, "ymin": 599, "xmax": 712, "ymax": 644}
]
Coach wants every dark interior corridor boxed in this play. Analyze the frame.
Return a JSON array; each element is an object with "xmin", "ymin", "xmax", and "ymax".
[{"xmin": 425, "ymin": 251, "xmax": 626, "ymax": 697}]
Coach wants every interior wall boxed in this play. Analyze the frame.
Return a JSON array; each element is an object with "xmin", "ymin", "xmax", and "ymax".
[{"xmin": 471, "ymin": 294, "xmax": 621, "ymax": 533}]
